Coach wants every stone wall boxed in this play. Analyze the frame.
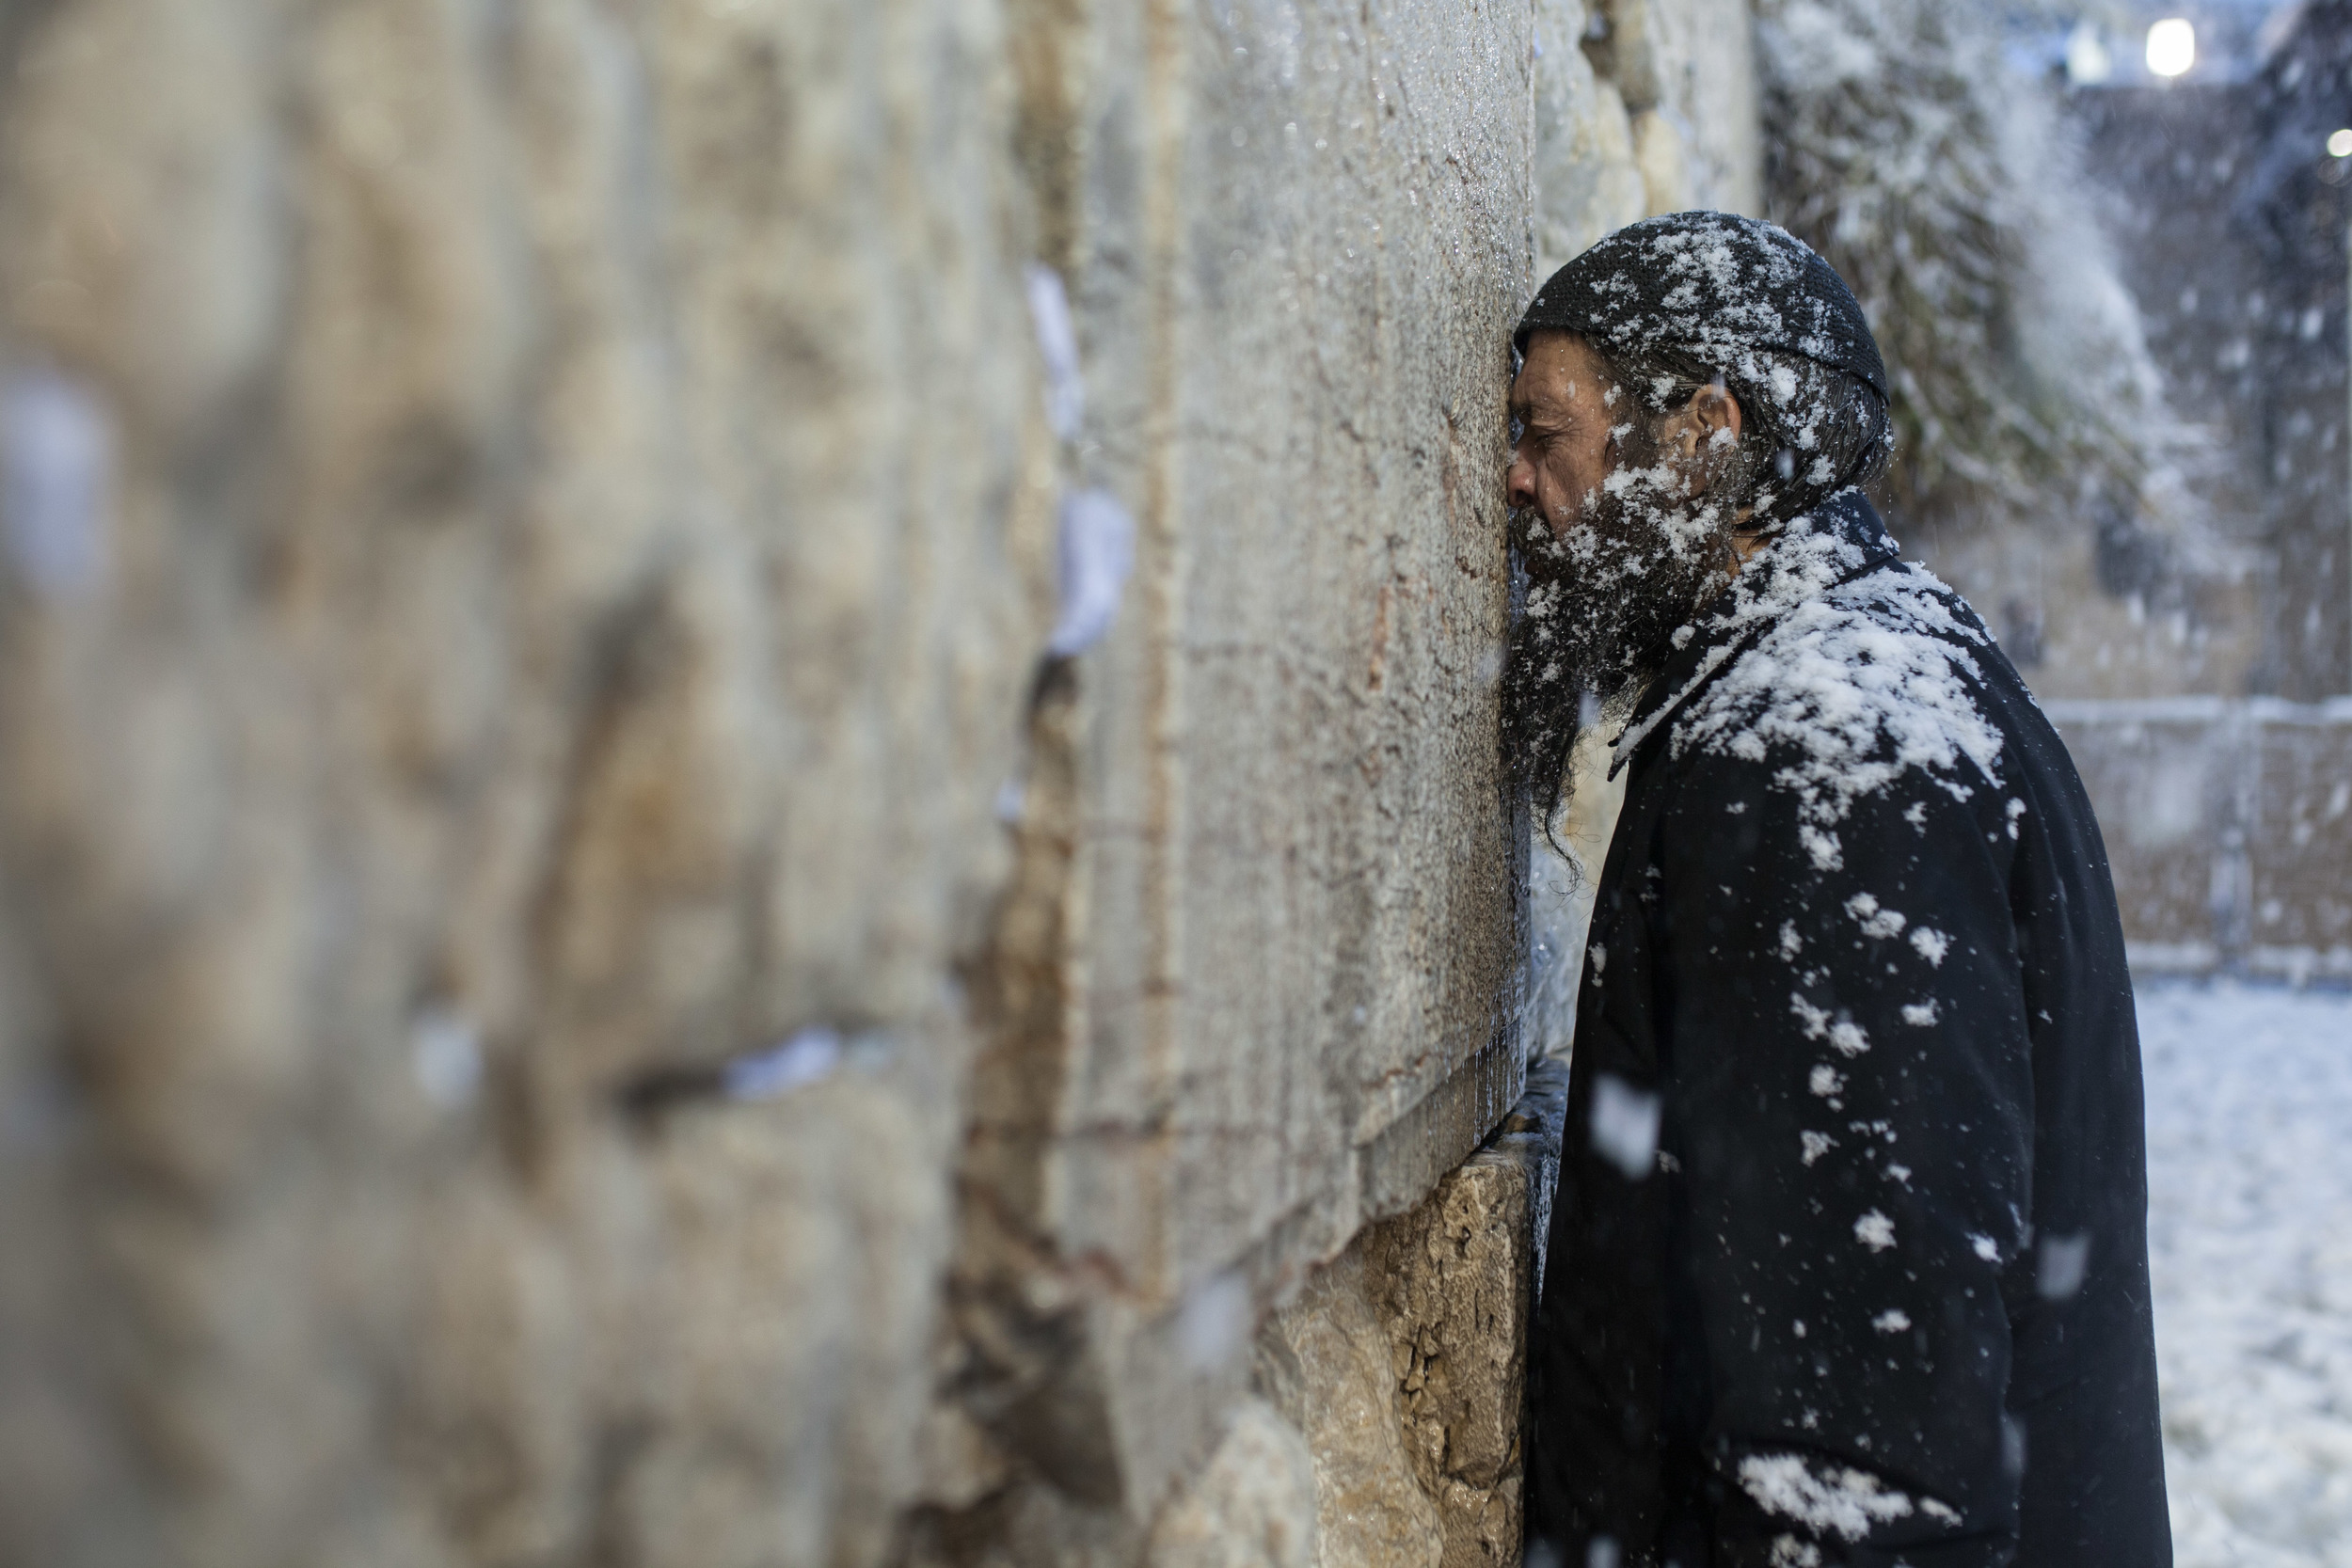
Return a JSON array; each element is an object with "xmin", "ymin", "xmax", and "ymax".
[
  {"xmin": 2049, "ymin": 699, "xmax": 2352, "ymax": 981},
  {"xmin": 0, "ymin": 4, "xmax": 1049, "ymax": 1564},
  {"xmin": 1254, "ymin": 1060, "xmax": 1567, "ymax": 1568},
  {"xmin": 0, "ymin": 2, "xmax": 1754, "ymax": 1565},
  {"xmin": 1537, "ymin": 0, "xmax": 1760, "ymax": 274}
]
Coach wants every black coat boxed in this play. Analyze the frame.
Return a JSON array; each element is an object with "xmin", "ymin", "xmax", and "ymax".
[{"xmin": 1525, "ymin": 493, "xmax": 2169, "ymax": 1568}]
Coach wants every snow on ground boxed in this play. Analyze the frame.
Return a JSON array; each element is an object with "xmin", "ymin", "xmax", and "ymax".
[{"xmin": 2140, "ymin": 979, "xmax": 2352, "ymax": 1567}]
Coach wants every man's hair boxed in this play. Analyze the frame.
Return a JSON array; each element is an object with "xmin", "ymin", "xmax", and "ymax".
[{"xmin": 1573, "ymin": 333, "xmax": 1895, "ymax": 531}]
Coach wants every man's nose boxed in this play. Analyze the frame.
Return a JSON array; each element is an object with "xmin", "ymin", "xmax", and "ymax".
[{"xmin": 1505, "ymin": 451, "xmax": 1535, "ymax": 510}]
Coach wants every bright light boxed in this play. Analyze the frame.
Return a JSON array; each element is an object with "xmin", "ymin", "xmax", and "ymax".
[
  {"xmin": 2330, "ymin": 128, "xmax": 2352, "ymax": 158},
  {"xmin": 2147, "ymin": 18, "xmax": 2196, "ymax": 78},
  {"xmin": 2066, "ymin": 23, "xmax": 2112, "ymax": 86}
]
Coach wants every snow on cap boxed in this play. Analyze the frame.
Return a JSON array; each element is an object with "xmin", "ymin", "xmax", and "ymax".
[{"xmin": 1516, "ymin": 212, "xmax": 1888, "ymax": 405}]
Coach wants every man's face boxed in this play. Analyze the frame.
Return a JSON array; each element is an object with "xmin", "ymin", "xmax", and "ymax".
[
  {"xmin": 1506, "ymin": 331, "xmax": 1620, "ymax": 548},
  {"xmin": 1502, "ymin": 332, "xmax": 1744, "ymax": 683},
  {"xmin": 1500, "ymin": 330, "xmax": 1753, "ymax": 819}
]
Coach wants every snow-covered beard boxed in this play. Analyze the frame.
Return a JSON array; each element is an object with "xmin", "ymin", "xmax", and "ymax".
[{"xmin": 1503, "ymin": 446, "xmax": 1744, "ymax": 845}]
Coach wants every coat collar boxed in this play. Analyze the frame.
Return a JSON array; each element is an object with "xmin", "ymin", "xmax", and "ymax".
[{"xmin": 1607, "ymin": 489, "xmax": 1903, "ymax": 779}]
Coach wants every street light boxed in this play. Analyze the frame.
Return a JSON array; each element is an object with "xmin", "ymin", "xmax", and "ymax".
[{"xmin": 2147, "ymin": 18, "xmax": 2195, "ymax": 78}]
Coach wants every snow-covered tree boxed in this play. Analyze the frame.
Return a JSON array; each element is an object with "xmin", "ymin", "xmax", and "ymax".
[{"xmin": 1756, "ymin": 0, "xmax": 2186, "ymax": 535}]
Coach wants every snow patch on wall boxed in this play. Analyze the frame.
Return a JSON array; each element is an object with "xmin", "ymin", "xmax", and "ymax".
[{"xmin": 1, "ymin": 370, "xmax": 111, "ymax": 599}]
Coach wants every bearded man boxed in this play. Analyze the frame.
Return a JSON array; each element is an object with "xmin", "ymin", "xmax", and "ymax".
[{"xmin": 1508, "ymin": 214, "xmax": 2169, "ymax": 1567}]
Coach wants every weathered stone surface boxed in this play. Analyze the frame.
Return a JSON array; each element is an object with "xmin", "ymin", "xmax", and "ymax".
[
  {"xmin": 1601, "ymin": 0, "xmax": 1760, "ymax": 217},
  {"xmin": 1535, "ymin": 0, "xmax": 1760, "ymax": 274},
  {"xmin": 0, "ymin": 1, "xmax": 1046, "ymax": 1563},
  {"xmin": 1257, "ymin": 1062, "xmax": 1568, "ymax": 1568},
  {"xmin": 1535, "ymin": 0, "xmax": 1649, "ymax": 273},
  {"xmin": 1143, "ymin": 1400, "xmax": 1318, "ymax": 1568},
  {"xmin": 1261, "ymin": 1248, "xmax": 1448, "ymax": 1568},
  {"xmin": 935, "ymin": 0, "xmax": 1542, "ymax": 1542},
  {"xmin": 2049, "ymin": 699, "xmax": 2352, "ymax": 980},
  {"xmin": 0, "ymin": 0, "xmax": 1742, "ymax": 1560}
]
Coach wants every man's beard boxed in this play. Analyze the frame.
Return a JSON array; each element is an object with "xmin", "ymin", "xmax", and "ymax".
[{"xmin": 1502, "ymin": 456, "xmax": 1743, "ymax": 843}]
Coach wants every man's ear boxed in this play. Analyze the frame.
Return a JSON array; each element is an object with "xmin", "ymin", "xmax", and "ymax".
[
  {"xmin": 1685, "ymin": 381, "xmax": 1743, "ymax": 451},
  {"xmin": 1659, "ymin": 382, "xmax": 1745, "ymax": 494}
]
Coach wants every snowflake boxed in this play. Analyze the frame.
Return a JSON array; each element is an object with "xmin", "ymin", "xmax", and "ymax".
[
  {"xmin": 1846, "ymin": 892, "xmax": 1908, "ymax": 939},
  {"xmin": 1738, "ymin": 1453, "xmax": 1917, "ymax": 1541}
]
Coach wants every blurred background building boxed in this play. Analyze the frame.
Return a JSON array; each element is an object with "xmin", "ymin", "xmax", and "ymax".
[
  {"xmin": 1726, "ymin": 0, "xmax": 2352, "ymax": 983},
  {"xmin": 2043, "ymin": 0, "xmax": 2352, "ymax": 975}
]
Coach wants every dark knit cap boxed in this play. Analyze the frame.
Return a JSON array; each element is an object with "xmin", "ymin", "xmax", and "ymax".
[{"xmin": 1516, "ymin": 212, "xmax": 1888, "ymax": 404}]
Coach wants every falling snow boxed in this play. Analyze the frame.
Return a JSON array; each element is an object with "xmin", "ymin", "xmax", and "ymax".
[
  {"xmin": 1851, "ymin": 1210, "xmax": 1896, "ymax": 1251},
  {"xmin": 1737, "ymin": 1451, "xmax": 1919, "ymax": 1540}
]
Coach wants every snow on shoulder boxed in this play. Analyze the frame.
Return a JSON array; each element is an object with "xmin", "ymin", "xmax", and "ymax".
[{"xmin": 1648, "ymin": 505, "xmax": 2005, "ymax": 871}]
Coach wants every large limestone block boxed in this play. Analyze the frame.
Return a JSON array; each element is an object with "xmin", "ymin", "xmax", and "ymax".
[
  {"xmin": 1534, "ymin": 0, "xmax": 1759, "ymax": 275},
  {"xmin": 936, "ymin": 0, "xmax": 1758, "ymax": 1544},
  {"xmin": 1263, "ymin": 1248, "xmax": 1448, "ymax": 1568},
  {"xmin": 1630, "ymin": 109, "xmax": 1694, "ymax": 216},
  {"xmin": 1257, "ymin": 1061, "xmax": 1568, "ymax": 1568},
  {"xmin": 0, "ymin": 0, "xmax": 1050, "ymax": 1562},
  {"xmin": 942, "ymin": 0, "xmax": 1538, "ymax": 1533},
  {"xmin": 1535, "ymin": 0, "xmax": 1649, "ymax": 273},
  {"xmin": 1143, "ymin": 1400, "xmax": 1319, "ymax": 1568},
  {"xmin": 1587, "ymin": 0, "xmax": 1759, "ymax": 215},
  {"xmin": 1051, "ymin": 0, "xmax": 1534, "ymax": 1292}
]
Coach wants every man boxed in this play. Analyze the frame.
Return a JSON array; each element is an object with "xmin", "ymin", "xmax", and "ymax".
[{"xmin": 1507, "ymin": 213, "xmax": 2169, "ymax": 1567}]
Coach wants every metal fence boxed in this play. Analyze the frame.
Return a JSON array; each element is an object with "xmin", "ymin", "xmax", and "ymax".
[{"xmin": 2047, "ymin": 699, "xmax": 2352, "ymax": 982}]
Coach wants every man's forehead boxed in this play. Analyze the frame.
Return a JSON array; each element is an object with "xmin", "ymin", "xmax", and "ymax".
[
  {"xmin": 1512, "ymin": 330, "xmax": 1598, "ymax": 407},
  {"xmin": 1519, "ymin": 327, "xmax": 1579, "ymax": 363}
]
